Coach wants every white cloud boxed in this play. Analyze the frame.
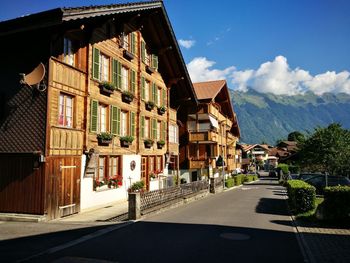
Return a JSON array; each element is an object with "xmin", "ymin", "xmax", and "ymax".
[
  {"xmin": 178, "ymin": 39, "xmax": 196, "ymax": 49},
  {"xmin": 187, "ymin": 55, "xmax": 350, "ymax": 95},
  {"xmin": 187, "ymin": 57, "xmax": 235, "ymax": 82}
]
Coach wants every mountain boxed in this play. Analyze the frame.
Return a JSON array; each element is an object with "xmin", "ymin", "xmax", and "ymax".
[{"xmin": 230, "ymin": 89, "xmax": 350, "ymax": 145}]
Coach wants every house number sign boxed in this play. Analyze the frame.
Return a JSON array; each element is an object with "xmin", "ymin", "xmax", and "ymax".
[{"xmin": 130, "ymin": 160, "xmax": 136, "ymax": 171}]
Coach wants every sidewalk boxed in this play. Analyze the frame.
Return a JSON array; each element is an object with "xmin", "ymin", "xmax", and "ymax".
[
  {"xmin": 56, "ymin": 200, "xmax": 128, "ymax": 223},
  {"xmin": 295, "ymin": 220, "xmax": 350, "ymax": 263}
]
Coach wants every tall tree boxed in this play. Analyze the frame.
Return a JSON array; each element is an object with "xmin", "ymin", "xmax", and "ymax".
[
  {"xmin": 298, "ymin": 123, "xmax": 350, "ymax": 175},
  {"xmin": 287, "ymin": 131, "xmax": 305, "ymax": 142}
]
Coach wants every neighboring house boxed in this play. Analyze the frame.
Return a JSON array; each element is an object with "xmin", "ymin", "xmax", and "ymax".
[
  {"xmin": 179, "ymin": 80, "xmax": 240, "ymax": 182},
  {"xmin": 0, "ymin": 1, "xmax": 197, "ymax": 220},
  {"xmin": 241, "ymin": 144, "xmax": 271, "ymax": 171}
]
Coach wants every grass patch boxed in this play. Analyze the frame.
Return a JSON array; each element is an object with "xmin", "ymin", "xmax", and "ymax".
[{"xmin": 296, "ymin": 197, "xmax": 324, "ymax": 221}]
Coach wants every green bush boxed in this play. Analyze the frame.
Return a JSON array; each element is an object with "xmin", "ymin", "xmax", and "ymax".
[
  {"xmin": 288, "ymin": 165, "xmax": 300, "ymax": 174},
  {"xmin": 277, "ymin": 163, "xmax": 289, "ymax": 174},
  {"xmin": 129, "ymin": 180, "xmax": 145, "ymax": 192},
  {"xmin": 243, "ymin": 174, "xmax": 258, "ymax": 183},
  {"xmin": 323, "ymin": 186, "xmax": 350, "ymax": 220},
  {"xmin": 233, "ymin": 174, "xmax": 244, "ymax": 186},
  {"xmin": 225, "ymin": 178, "xmax": 234, "ymax": 188},
  {"xmin": 286, "ymin": 180, "xmax": 316, "ymax": 214}
]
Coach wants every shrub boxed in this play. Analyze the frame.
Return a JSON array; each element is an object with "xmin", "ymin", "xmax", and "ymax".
[
  {"xmin": 233, "ymin": 174, "xmax": 244, "ymax": 186},
  {"xmin": 322, "ymin": 186, "xmax": 350, "ymax": 220},
  {"xmin": 288, "ymin": 165, "xmax": 300, "ymax": 174},
  {"xmin": 277, "ymin": 163, "xmax": 289, "ymax": 174},
  {"xmin": 129, "ymin": 180, "xmax": 145, "ymax": 192},
  {"xmin": 225, "ymin": 178, "xmax": 234, "ymax": 188},
  {"xmin": 243, "ymin": 175, "xmax": 257, "ymax": 183},
  {"xmin": 286, "ymin": 180, "xmax": 316, "ymax": 214}
]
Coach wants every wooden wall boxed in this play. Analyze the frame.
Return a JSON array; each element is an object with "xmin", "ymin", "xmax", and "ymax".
[{"xmin": 0, "ymin": 154, "xmax": 45, "ymax": 214}]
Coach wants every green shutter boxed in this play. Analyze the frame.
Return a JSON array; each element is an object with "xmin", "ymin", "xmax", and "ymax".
[
  {"xmin": 130, "ymin": 112, "xmax": 135, "ymax": 137},
  {"xmin": 162, "ymin": 89, "xmax": 166, "ymax": 106},
  {"xmin": 130, "ymin": 69, "xmax": 136, "ymax": 94},
  {"xmin": 112, "ymin": 59, "xmax": 118, "ymax": 87},
  {"xmin": 140, "ymin": 116, "xmax": 145, "ymax": 138},
  {"xmin": 152, "ymin": 82, "xmax": 156, "ymax": 103},
  {"xmin": 141, "ymin": 41, "xmax": 146, "ymax": 63},
  {"xmin": 110, "ymin": 106, "xmax": 119, "ymax": 135},
  {"xmin": 154, "ymin": 85, "xmax": 159, "ymax": 106},
  {"xmin": 162, "ymin": 121, "xmax": 166, "ymax": 141},
  {"xmin": 116, "ymin": 107, "xmax": 121, "ymax": 135},
  {"xmin": 116, "ymin": 60, "xmax": 122, "ymax": 90},
  {"xmin": 92, "ymin": 48, "xmax": 100, "ymax": 80},
  {"xmin": 131, "ymin": 32, "xmax": 136, "ymax": 54},
  {"xmin": 152, "ymin": 119, "xmax": 157, "ymax": 139},
  {"xmin": 152, "ymin": 54, "xmax": 158, "ymax": 70},
  {"xmin": 141, "ymin": 76, "xmax": 146, "ymax": 100},
  {"xmin": 90, "ymin": 100, "xmax": 98, "ymax": 132}
]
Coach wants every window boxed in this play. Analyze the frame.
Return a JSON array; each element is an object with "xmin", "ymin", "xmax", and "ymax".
[
  {"xmin": 156, "ymin": 156, "xmax": 162, "ymax": 172},
  {"xmin": 98, "ymin": 104, "xmax": 108, "ymax": 132},
  {"xmin": 144, "ymin": 117, "xmax": 150, "ymax": 138},
  {"xmin": 63, "ymin": 38, "xmax": 74, "ymax": 66},
  {"xmin": 157, "ymin": 88, "xmax": 161, "ymax": 106},
  {"xmin": 109, "ymin": 156, "xmax": 121, "ymax": 178},
  {"xmin": 156, "ymin": 121, "xmax": 161, "ymax": 141},
  {"xmin": 121, "ymin": 66, "xmax": 128, "ymax": 91},
  {"xmin": 100, "ymin": 54, "xmax": 110, "ymax": 82},
  {"xmin": 122, "ymin": 33, "xmax": 129, "ymax": 50},
  {"xmin": 97, "ymin": 157, "xmax": 106, "ymax": 183},
  {"xmin": 92, "ymin": 48, "xmax": 110, "ymax": 82},
  {"xmin": 58, "ymin": 93, "xmax": 74, "ymax": 128},
  {"xmin": 95, "ymin": 156, "xmax": 122, "ymax": 190},
  {"xmin": 169, "ymin": 124, "xmax": 178, "ymax": 143},
  {"xmin": 145, "ymin": 80, "xmax": 150, "ymax": 101},
  {"xmin": 120, "ymin": 111, "xmax": 128, "ymax": 136}
]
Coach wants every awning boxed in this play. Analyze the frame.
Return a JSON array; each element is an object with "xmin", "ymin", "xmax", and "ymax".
[{"xmin": 209, "ymin": 115, "xmax": 219, "ymax": 129}]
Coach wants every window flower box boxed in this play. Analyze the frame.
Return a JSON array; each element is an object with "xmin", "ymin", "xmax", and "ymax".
[
  {"xmin": 144, "ymin": 138, "xmax": 154, "ymax": 149},
  {"xmin": 157, "ymin": 140, "xmax": 165, "ymax": 149},
  {"xmin": 122, "ymin": 91, "xmax": 134, "ymax": 103},
  {"xmin": 99, "ymin": 81, "xmax": 116, "ymax": 95},
  {"xmin": 146, "ymin": 65, "xmax": 155, "ymax": 74},
  {"xmin": 158, "ymin": 106, "xmax": 166, "ymax": 115},
  {"xmin": 145, "ymin": 101, "xmax": 155, "ymax": 111},
  {"xmin": 97, "ymin": 132, "xmax": 114, "ymax": 146},
  {"xmin": 123, "ymin": 49, "xmax": 134, "ymax": 60},
  {"xmin": 120, "ymin": 135, "xmax": 134, "ymax": 148}
]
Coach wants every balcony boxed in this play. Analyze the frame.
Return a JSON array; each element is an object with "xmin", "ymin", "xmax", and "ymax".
[
  {"xmin": 188, "ymin": 130, "xmax": 218, "ymax": 143},
  {"xmin": 189, "ymin": 159, "xmax": 209, "ymax": 169}
]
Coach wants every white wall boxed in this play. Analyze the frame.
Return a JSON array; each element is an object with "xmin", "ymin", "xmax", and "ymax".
[{"xmin": 80, "ymin": 154, "xmax": 141, "ymax": 211}]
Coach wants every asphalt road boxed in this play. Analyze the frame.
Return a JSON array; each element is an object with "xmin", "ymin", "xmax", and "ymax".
[{"xmin": 1, "ymin": 178, "xmax": 305, "ymax": 263}]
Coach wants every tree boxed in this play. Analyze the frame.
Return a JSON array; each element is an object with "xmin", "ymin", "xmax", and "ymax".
[
  {"xmin": 287, "ymin": 131, "xmax": 305, "ymax": 142},
  {"xmin": 298, "ymin": 123, "xmax": 350, "ymax": 175}
]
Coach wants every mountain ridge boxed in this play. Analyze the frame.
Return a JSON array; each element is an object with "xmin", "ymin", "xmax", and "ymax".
[{"xmin": 230, "ymin": 89, "xmax": 350, "ymax": 145}]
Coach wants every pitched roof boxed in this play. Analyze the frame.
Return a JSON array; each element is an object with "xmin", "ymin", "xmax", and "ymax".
[{"xmin": 193, "ymin": 80, "xmax": 226, "ymax": 100}]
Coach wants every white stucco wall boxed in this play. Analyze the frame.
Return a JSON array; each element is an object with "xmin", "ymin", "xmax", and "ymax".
[{"xmin": 80, "ymin": 154, "xmax": 141, "ymax": 211}]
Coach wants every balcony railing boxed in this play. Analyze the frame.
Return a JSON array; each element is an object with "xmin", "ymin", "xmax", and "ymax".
[
  {"xmin": 188, "ymin": 129, "xmax": 218, "ymax": 143},
  {"xmin": 189, "ymin": 159, "xmax": 209, "ymax": 169}
]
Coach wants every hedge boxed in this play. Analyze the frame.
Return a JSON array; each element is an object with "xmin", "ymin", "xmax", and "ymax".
[
  {"xmin": 286, "ymin": 180, "xmax": 316, "ymax": 213},
  {"xmin": 225, "ymin": 178, "xmax": 235, "ymax": 188},
  {"xmin": 277, "ymin": 163, "xmax": 289, "ymax": 174},
  {"xmin": 233, "ymin": 174, "xmax": 244, "ymax": 186},
  {"xmin": 322, "ymin": 186, "xmax": 350, "ymax": 220}
]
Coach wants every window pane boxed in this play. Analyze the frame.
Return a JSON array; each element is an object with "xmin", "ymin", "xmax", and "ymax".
[
  {"xmin": 144, "ymin": 118, "xmax": 149, "ymax": 138},
  {"xmin": 98, "ymin": 157, "xmax": 105, "ymax": 182},
  {"xmin": 121, "ymin": 111, "xmax": 127, "ymax": 136},
  {"xmin": 58, "ymin": 95, "xmax": 64, "ymax": 125},
  {"xmin": 99, "ymin": 105, "xmax": 107, "ymax": 132},
  {"xmin": 145, "ymin": 81, "xmax": 149, "ymax": 101},
  {"xmin": 121, "ymin": 66, "xmax": 128, "ymax": 91},
  {"xmin": 157, "ymin": 122, "xmax": 161, "ymax": 141}
]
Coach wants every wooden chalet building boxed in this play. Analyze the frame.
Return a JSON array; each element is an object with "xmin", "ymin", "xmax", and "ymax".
[
  {"xmin": 179, "ymin": 80, "xmax": 240, "ymax": 182},
  {"xmin": 0, "ymin": 1, "xmax": 196, "ymax": 220}
]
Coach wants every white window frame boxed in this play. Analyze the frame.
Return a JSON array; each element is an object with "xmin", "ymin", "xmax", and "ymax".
[
  {"xmin": 58, "ymin": 93, "xmax": 74, "ymax": 128},
  {"xmin": 169, "ymin": 124, "xmax": 178, "ymax": 144},
  {"xmin": 120, "ymin": 111, "xmax": 128, "ymax": 136}
]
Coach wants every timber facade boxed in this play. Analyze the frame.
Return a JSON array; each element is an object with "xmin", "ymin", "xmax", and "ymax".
[
  {"xmin": 0, "ymin": 1, "xmax": 196, "ymax": 220},
  {"xmin": 179, "ymin": 80, "xmax": 241, "ymax": 182}
]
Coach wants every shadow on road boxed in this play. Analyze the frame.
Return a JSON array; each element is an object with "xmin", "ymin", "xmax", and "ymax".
[{"xmin": 256, "ymin": 197, "xmax": 289, "ymax": 216}]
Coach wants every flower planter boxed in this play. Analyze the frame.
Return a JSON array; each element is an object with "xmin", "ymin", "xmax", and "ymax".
[
  {"xmin": 144, "ymin": 141, "xmax": 153, "ymax": 149},
  {"xmin": 158, "ymin": 107, "xmax": 166, "ymax": 115},
  {"xmin": 146, "ymin": 65, "xmax": 155, "ymax": 74},
  {"xmin": 122, "ymin": 93, "xmax": 134, "ymax": 103},
  {"xmin": 145, "ymin": 102, "xmax": 155, "ymax": 111},
  {"xmin": 157, "ymin": 142, "xmax": 164, "ymax": 149},
  {"xmin": 123, "ymin": 50, "xmax": 134, "ymax": 60},
  {"xmin": 99, "ymin": 86, "xmax": 114, "ymax": 95},
  {"xmin": 120, "ymin": 140, "xmax": 131, "ymax": 148},
  {"xmin": 98, "ymin": 138, "xmax": 112, "ymax": 146}
]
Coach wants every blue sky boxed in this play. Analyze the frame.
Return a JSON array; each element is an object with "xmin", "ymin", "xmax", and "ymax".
[{"xmin": 1, "ymin": 0, "xmax": 350, "ymax": 95}]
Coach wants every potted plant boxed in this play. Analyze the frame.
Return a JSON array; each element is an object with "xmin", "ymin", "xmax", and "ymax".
[
  {"xmin": 157, "ymin": 140, "xmax": 165, "ymax": 149},
  {"xmin": 149, "ymin": 172, "xmax": 157, "ymax": 181},
  {"xmin": 157, "ymin": 105, "xmax": 167, "ymax": 115},
  {"xmin": 144, "ymin": 138, "xmax": 154, "ymax": 148},
  {"xmin": 145, "ymin": 100, "xmax": 155, "ymax": 111},
  {"xmin": 97, "ymin": 132, "xmax": 114, "ymax": 145},
  {"xmin": 99, "ymin": 81, "xmax": 116, "ymax": 95},
  {"xmin": 146, "ymin": 64, "xmax": 155, "ymax": 74},
  {"xmin": 94, "ymin": 179, "xmax": 105, "ymax": 190},
  {"xmin": 122, "ymin": 90, "xmax": 134, "ymax": 103},
  {"xmin": 123, "ymin": 49, "xmax": 135, "ymax": 61},
  {"xmin": 107, "ymin": 175, "xmax": 121, "ymax": 188},
  {"xmin": 128, "ymin": 180, "xmax": 145, "ymax": 192},
  {"xmin": 120, "ymin": 135, "xmax": 134, "ymax": 147}
]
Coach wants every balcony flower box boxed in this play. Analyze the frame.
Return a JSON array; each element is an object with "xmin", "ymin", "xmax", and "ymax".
[
  {"xmin": 123, "ymin": 49, "xmax": 134, "ymax": 60},
  {"xmin": 157, "ymin": 140, "xmax": 165, "ymax": 149},
  {"xmin": 120, "ymin": 135, "xmax": 134, "ymax": 148},
  {"xmin": 99, "ymin": 81, "xmax": 116, "ymax": 95},
  {"xmin": 146, "ymin": 65, "xmax": 155, "ymax": 74},
  {"xmin": 97, "ymin": 132, "xmax": 114, "ymax": 146},
  {"xmin": 144, "ymin": 138, "xmax": 154, "ymax": 149},
  {"xmin": 157, "ymin": 106, "xmax": 166, "ymax": 115},
  {"xmin": 145, "ymin": 101, "xmax": 155, "ymax": 111},
  {"xmin": 122, "ymin": 91, "xmax": 134, "ymax": 103}
]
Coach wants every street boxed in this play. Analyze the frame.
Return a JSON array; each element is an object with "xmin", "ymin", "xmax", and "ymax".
[{"xmin": 1, "ymin": 178, "xmax": 305, "ymax": 263}]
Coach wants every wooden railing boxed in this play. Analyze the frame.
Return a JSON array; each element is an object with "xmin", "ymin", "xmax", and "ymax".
[
  {"xmin": 189, "ymin": 159, "xmax": 209, "ymax": 169},
  {"xmin": 188, "ymin": 130, "xmax": 218, "ymax": 142},
  {"xmin": 140, "ymin": 180, "xmax": 209, "ymax": 212},
  {"xmin": 49, "ymin": 127, "xmax": 84, "ymax": 156}
]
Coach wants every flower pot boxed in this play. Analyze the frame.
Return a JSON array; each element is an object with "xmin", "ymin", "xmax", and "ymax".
[
  {"xmin": 99, "ymin": 86, "xmax": 114, "ymax": 95},
  {"xmin": 123, "ymin": 50, "xmax": 134, "ymax": 60},
  {"xmin": 158, "ymin": 107, "xmax": 166, "ymax": 115},
  {"xmin": 98, "ymin": 138, "xmax": 112, "ymax": 146},
  {"xmin": 157, "ymin": 142, "xmax": 164, "ymax": 149},
  {"xmin": 146, "ymin": 65, "xmax": 155, "ymax": 74},
  {"xmin": 144, "ymin": 141, "xmax": 153, "ymax": 148},
  {"xmin": 122, "ymin": 93, "xmax": 133, "ymax": 103},
  {"xmin": 120, "ymin": 140, "xmax": 131, "ymax": 148},
  {"xmin": 145, "ymin": 102, "xmax": 154, "ymax": 111}
]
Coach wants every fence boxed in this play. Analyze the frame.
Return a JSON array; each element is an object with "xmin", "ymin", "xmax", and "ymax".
[{"xmin": 140, "ymin": 180, "xmax": 209, "ymax": 212}]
